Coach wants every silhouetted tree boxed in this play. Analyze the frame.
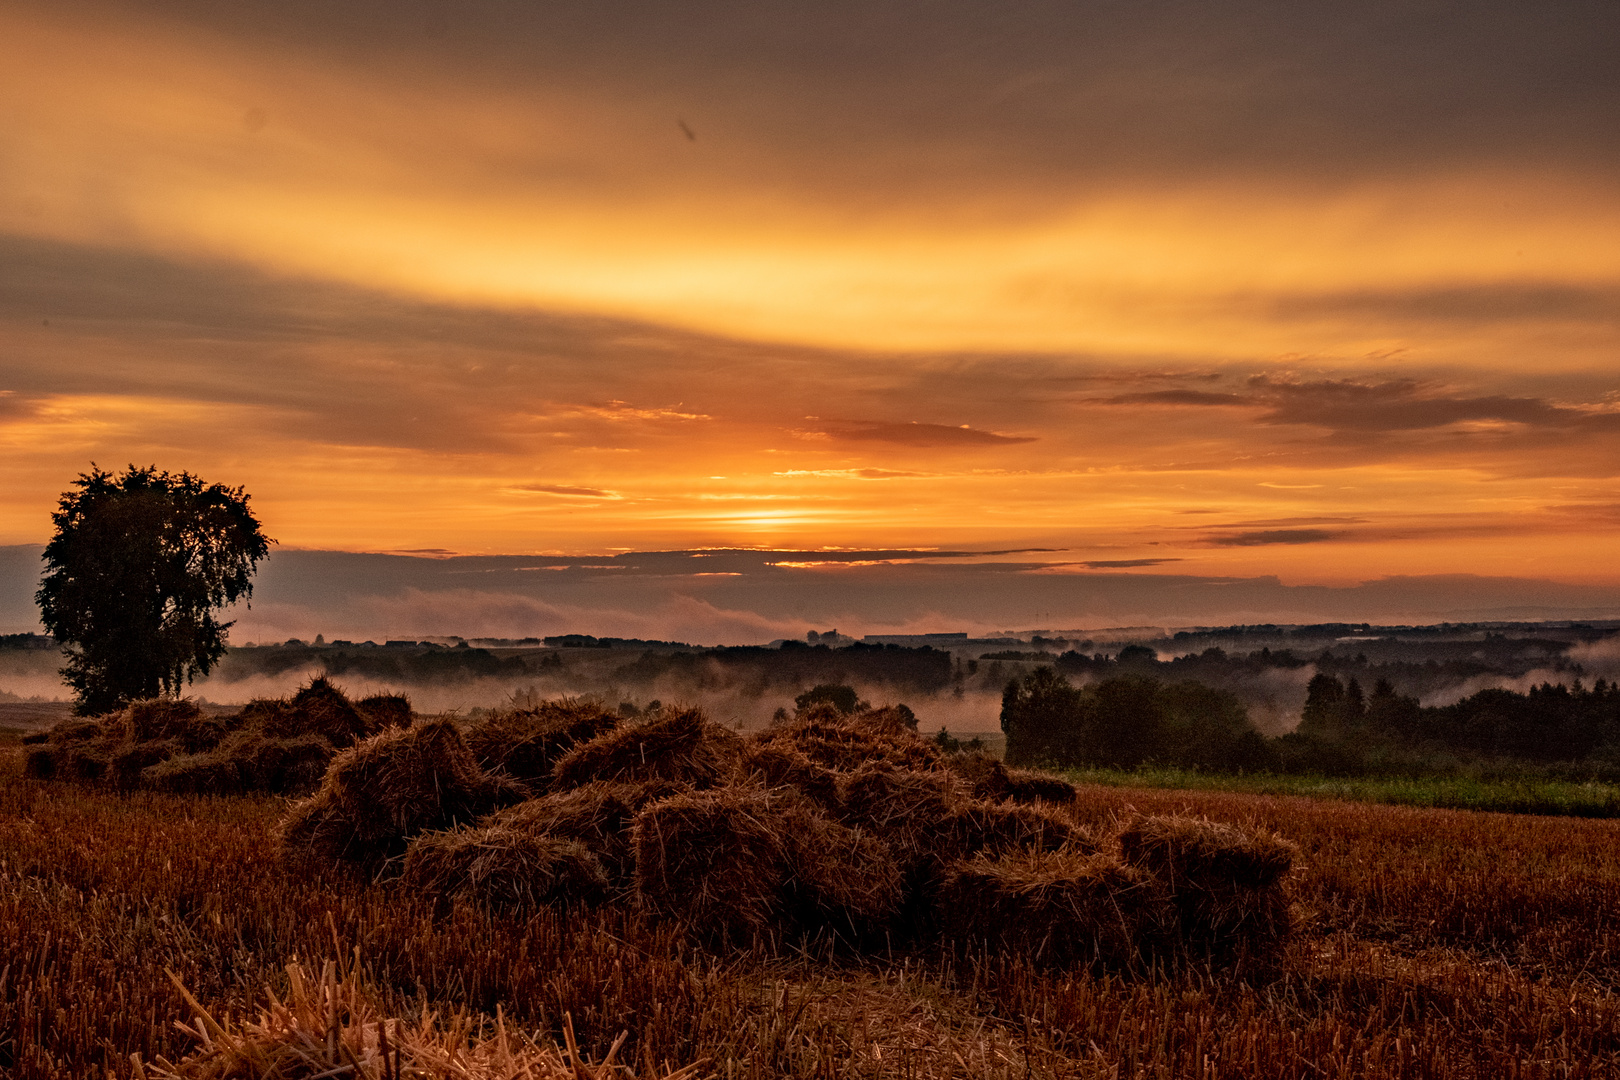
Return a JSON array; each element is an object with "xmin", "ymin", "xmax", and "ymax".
[{"xmin": 36, "ymin": 465, "xmax": 272, "ymax": 714}]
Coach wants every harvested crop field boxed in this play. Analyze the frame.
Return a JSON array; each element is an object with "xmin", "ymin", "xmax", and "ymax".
[{"xmin": 2, "ymin": 715, "xmax": 1619, "ymax": 1078}]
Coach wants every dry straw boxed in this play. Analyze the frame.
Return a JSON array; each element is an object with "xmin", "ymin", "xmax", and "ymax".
[
  {"xmin": 133, "ymin": 958, "xmax": 700, "ymax": 1080},
  {"xmin": 738, "ymin": 742, "xmax": 841, "ymax": 811},
  {"xmin": 756, "ymin": 710, "xmax": 945, "ymax": 773},
  {"xmin": 278, "ymin": 719, "xmax": 524, "ymax": 867},
  {"xmin": 945, "ymin": 750, "xmax": 1078, "ymax": 806},
  {"xmin": 403, "ymin": 829, "xmax": 610, "ymax": 913},
  {"xmin": 464, "ymin": 698, "xmax": 619, "ymax": 790},
  {"xmin": 551, "ymin": 707, "xmax": 743, "ymax": 791},
  {"xmin": 1117, "ymin": 813, "xmax": 1298, "ymax": 952},
  {"xmin": 936, "ymin": 849, "xmax": 1166, "ymax": 967},
  {"xmin": 486, "ymin": 779, "xmax": 691, "ymax": 885},
  {"xmin": 632, "ymin": 787, "xmax": 795, "ymax": 943}
]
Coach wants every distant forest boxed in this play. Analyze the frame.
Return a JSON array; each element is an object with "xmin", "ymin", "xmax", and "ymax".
[{"xmin": 1003, "ymin": 665, "xmax": 1620, "ymax": 779}]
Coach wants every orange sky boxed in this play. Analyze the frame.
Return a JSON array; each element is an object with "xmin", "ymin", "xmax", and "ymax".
[{"xmin": 2, "ymin": 0, "xmax": 1619, "ymax": 603}]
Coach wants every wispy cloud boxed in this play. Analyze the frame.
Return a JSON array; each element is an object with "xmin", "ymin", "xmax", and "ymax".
[
  {"xmin": 798, "ymin": 419, "xmax": 1035, "ymax": 447},
  {"xmin": 510, "ymin": 484, "xmax": 622, "ymax": 499}
]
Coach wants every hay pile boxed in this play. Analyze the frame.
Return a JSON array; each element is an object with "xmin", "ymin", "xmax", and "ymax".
[
  {"xmin": 1118, "ymin": 814, "xmax": 1298, "ymax": 953},
  {"xmin": 22, "ymin": 677, "xmax": 413, "ymax": 796},
  {"xmin": 403, "ymin": 830, "xmax": 610, "ymax": 912},
  {"xmin": 550, "ymin": 707, "xmax": 742, "ymax": 790},
  {"xmin": 464, "ymin": 698, "xmax": 618, "ymax": 789},
  {"xmin": 945, "ymin": 749, "xmax": 1079, "ymax": 805},
  {"xmin": 274, "ymin": 697, "xmax": 1296, "ymax": 968},
  {"xmin": 278, "ymin": 719, "xmax": 525, "ymax": 867},
  {"xmin": 136, "ymin": 960, "xmax": 698, "ymax": 1080},
  {"xmin": 936, "ymin": 850, "xmax": 1166, "ymax": 967},
  {"xmin": 755, "ymin": 707, "xmax": 946, "ymax": 773}
]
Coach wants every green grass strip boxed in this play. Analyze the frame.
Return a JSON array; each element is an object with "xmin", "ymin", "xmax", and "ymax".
[{"xmin": 1057, "ymin": 765, "xmax": 1620, "ymax": 817}]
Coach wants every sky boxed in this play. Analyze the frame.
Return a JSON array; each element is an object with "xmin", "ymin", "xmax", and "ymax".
[{"xmin": 3, "ymin": 1, "xmax": 1619, "ymax": 640}]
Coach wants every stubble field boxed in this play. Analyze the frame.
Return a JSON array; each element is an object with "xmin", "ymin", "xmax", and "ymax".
[{"xmin": 1, "ymin": 731, "xmax": 1618, "ymax": 1079}]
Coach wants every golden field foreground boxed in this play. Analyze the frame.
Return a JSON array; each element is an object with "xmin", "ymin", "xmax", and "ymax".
[{"xmin": 2, "ymin": 723, "xmax": 1619, "ymax": 1079}]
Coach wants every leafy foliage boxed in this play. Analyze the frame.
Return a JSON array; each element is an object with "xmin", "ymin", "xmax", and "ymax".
[
  {"xmin": 1001, "ymin": 668, "xmax": 1274, "ymax": 771},
  {"xmin": 36, "ymin": 465, "xmax": 272, "ymax": 714}
]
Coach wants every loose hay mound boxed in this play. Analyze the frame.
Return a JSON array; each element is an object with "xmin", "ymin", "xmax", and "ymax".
[
  {"xmin": 1004, "ymin": 768, "xmax": 1079, "ymax": 805},
  {"xmin": 632, "ymin": 787, "xmax": 793, "ymax": 943},
  {"xmin": 112, "ymin": 738, "xmax": 182, "ymax": 789},
  {"xmin": 837, "ymin": 765, "xmax": 966, "ymax": 869},
  {"xmin": 739, "ymin": 742, "xmax": 841, "ymax": 810},
  {"xmin": 489, "ymin": 779, "xmax": 688, "ymax": 884},
  {"xmin": 759, "ymin": 710, "xmax": 945, "ymax": 773},
  {"xmin": 123, "ymin": 698, "xmax": 225, "ymax": 751},
  {"xmin": 936, "ymin": 849, "xmax": 1164, "ymax": 967},
  {"xmin": 941, "ymin": 800, "xmax": 1093, "ymax": 862},
  {"xmin": 551, "ymin": 707, "xmax": 742, "ymax": 791},
  {"xmin": 147, "ymin": 731, "xmax": 335, "ymax": 795},
  {"xmin": 356, "ymin": 692, "xmax": 413, "ymax": 731},
  {"xmin": 943, "ymin": 749, "xmax": 1009, "ymax": 799},
  {"xmin": 277, "ymin": 719, "xmax": 524, "ymax": 867},
  {"xmin": 260, "ymin": 676, "xmax": 371, "ymax": 745},
  {"xmin": 402, "ymin": 828, "xmax": 609, "ymax": 913},
  {"xmin": 23, "ymin": 747, "xmax": 57, "ymax": 779},
  {"xmin": 777, "ymin": 804, "xmax": 904, "ymax": 939},
  {"xmin": 944, "ymin": 751, "xmax": 1078, "ymax": 806},
  {"xmin": 466, "ymin": 698, "xmax": 618, "ymax": 789},
  {"xmin": 1117, "ymin": 814, "xmax": 1297, "ymax": 954}
]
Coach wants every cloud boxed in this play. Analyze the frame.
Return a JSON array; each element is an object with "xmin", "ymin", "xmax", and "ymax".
[
  {"xmin": 1100, "ymin": 390, "xmax": 1249, "ymax": 407},
  {"xmin": 1085, "ymin": 372, "xmax": 1620, "ymax": 441},
  {"xmin": 1205, "ymin": 529, "xmax": 1339, "ymax": 547},
  {"xmin": 774, "ymin": 468, "xmax": 928, "ymax": 479},
  {"xmin": 511, "ymin": 484, "xmax": 622, "ymax": 499},
  {"xmin": 801, "ymin": 419, "xmax": 1036, "ymax": 447},
  {"xmin": 1269, "ymin": 283, "xmax": 1620, "ymax": 326},
  {"xmin": 1081, "ymin": 558, "xmax": 1183, "ymax": 568}
]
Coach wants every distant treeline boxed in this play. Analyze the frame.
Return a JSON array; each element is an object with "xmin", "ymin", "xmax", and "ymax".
[
  {"xmin": 219, "ymin": 639, "xmax": 954, "ymax": 696},
  {"xmin": 1002, "ymin": 668, "xmax": 1620, "ymax": 777}
]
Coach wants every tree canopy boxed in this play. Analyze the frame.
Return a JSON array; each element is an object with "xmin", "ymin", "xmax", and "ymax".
[{"xmin": 36, "ymin": 465, "xmax": 273, "ymax": 714}]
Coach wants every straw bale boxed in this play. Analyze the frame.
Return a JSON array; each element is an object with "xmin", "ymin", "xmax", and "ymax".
[
  {"xmin": 258, "ymin": 676, "xmax": 370, "ymax": 746},
  {"xmin": 44, "ymin": 718, "xmax": 104, "ymax": 744},
  {"xmin": 20, "ymin": 731, "xmax": 48, "ymax": 745},
  {"xmin": 403, "ymin": 827, "xmax": 609, "ymax": 912},
  {"xmin": 490, "ymin": 779, "xmax": 688, "ymax": 883},
  {"xmin": 124, "ymin": 698, "xmax": 224, "ymax": 751},
  {"xmin": 1117, "ymin": 814, "xmax": 1297, "ymax": 952},
  {"xmin": 143, "ymin": 752, "xmax": 244, "ymax": 796},
  {"xmin": 777, "ymin": 805, "xmax": 903, "ymax": 938},
  {"xmin": 142, "ymin": 732, "xmax": 336, "ymax": 795},
  {"xmin": 23, "ymin": 747, "xmax": 57, "ymax": 779},
  {"xmin": 852, "ymin": 704, "xmax": 919, "ymax": 733},
  {"xmin": 1004, "ymin": 769, "xmax": 1079, "ymax": 805},
  {"xmin": 940, "ymin": 800, "xmax": 1093, "ymax": 862},
  {"xmin": 551, "ymin": 707, "xmax": 742, "ymax": 791},
  {"xmin": 112, "ymin": 738, "xmax": 181, "ymax": 789},
  {"xmin": 936, "ymin": 849, "xmax": 1165, "ymax": 967},
  {"xmin": 837, "ymin": 766, "xmax": 966, "ymax": 869},
  {"xmin": 1117, "ymin": 814, "xmax": 1295, "ymax": 890},
  {"xmin": 632, "ymin": 787, "xmax": 793, "ymax": 942},
  {"xmin": 466, "ymin": 698, "xmax": 618, "ymax": 789},
  {"xmin": 945, "ymin": 751, "xmax": 1078, "ymax": 805},
  {"xmin": 65, "ymin": 746, "xmax": 110, "ymax": 781},
  {"xmin": 355, "ymin": 692, "xmax": 413, "ymax": 732},
  {"xmin": 759, "ymin": 713, "xmax": 946, "ymax": 773},
  {"xmin": 944, "ymin": 750, "xmax": 1009, "ymax": 800},
  {"xmin": 276, "ymin": 719, "xmax": 525, "ymax": 866},
  {"xmin": 739, "ymin": 742, "xmax": 841, "ymax": 811}
]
